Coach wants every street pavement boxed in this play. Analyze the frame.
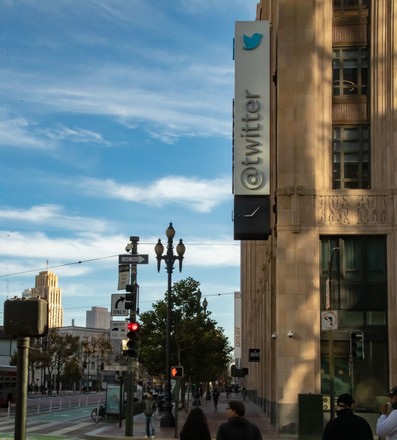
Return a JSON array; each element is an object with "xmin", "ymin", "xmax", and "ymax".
[{"xmin": 84, "ymin": 391, "xmax": 280, "ymax": 440}]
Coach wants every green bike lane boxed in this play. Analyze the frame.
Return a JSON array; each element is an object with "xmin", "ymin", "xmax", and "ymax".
[{"xmin": 0, "ymin": 405, "xmax": 99, "ymax": 440}]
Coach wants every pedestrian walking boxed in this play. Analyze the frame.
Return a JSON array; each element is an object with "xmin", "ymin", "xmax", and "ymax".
[
  {"xmin": 377, "ymin": 386, "xmax": 397, "ymax": 440},
  {"xmin": 322, "ymin": 393, "xmax": 373, "ymax": 440},
  {"xmin": 143, "ymin": 391, "xmax": 157, "ymax": 439},
  {"xmin": 212, "ymin": 388, "xmax": 220, "ymax": 410},
  {"xmin": 179, "ymin": 407, "xmax": 211, "ymax": 440},
  {"xmin": 216, "ymin": 400, "xmax": 262, "ymax": 440}
]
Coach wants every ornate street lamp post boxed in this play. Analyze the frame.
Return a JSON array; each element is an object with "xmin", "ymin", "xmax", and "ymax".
[{"xmin": 155, "ymin": 223, "xmax": 185, "ymax": 428}]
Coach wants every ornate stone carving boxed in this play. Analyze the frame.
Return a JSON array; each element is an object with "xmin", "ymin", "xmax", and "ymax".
[{"xmin": 318, "ymin": 195, "xmax": 388, "ymax": 225}]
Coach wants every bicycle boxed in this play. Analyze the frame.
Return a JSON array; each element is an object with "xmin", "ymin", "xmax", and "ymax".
[{"xmin": 91, "ymin": 405, "xmax": 106, "ymax": 422}]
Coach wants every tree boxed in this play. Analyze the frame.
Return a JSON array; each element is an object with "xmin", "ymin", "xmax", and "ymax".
[
  {"xmin": 28, "ymin": 337, "xmax": 47, "ymax": 392},
  {"xmin": 41, "ymin": 329, "xmax": 80, "ymax": 394},
  {"xmin": 81, "ymin": 335, "xmax": 112, "ymax": 391},
  {"xmin": 139, "ymin": 277, "xmax": 232, "ymax": 395},
  {"xmin": 63, "ymin": 357, "xmax": 82, "ymax": 392},
  {"xmin": 10, "ymin": 329, "xmax": 113, "ymax": 394}
]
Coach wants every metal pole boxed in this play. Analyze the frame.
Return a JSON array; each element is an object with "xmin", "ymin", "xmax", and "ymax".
[
  {"xmin": 328, "ymin": 247, "xmax": 339, "ymax": 421},
  {"xmin": 125, "ymin": 236, "xmax": 139, "ymax": 437},
  {"xmin": 174, "ymin": 379, "xmax": 180, "ymax": 439},
  {"xmin": 161, "ymin": 235, "xmax": 175, "ymax": 427},
  {"xmin": 15, "ymin": 336, "xmax": 30, "ymax": 440},
  {"xmin": 119, "ymin": 373, "xmax": 123, "ymax": 428}
]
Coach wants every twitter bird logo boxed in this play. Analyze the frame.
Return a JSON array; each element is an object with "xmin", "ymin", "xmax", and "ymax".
[{"xmin": 243, "ymin": 33, "xmax": 263, "ymax": 50}]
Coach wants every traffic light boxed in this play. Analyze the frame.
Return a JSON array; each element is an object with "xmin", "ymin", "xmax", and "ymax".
[
  {"xmin": 125, "ymin": 284, "xmax": 137, "ymax": 310},
  {"xmin": 231, "ymin": 365, "xmax": 236, "ymax": 377},
  {"xmin": 125, "ymin": 321, "xmax": 140, "ymax": 358},
  {"xmin": 351, "ymin": 331, "xmax": 365, "ymax": 360},
  {"xmin": 171, "ymin": 366, "xmax": 184, "ymax": 378}
]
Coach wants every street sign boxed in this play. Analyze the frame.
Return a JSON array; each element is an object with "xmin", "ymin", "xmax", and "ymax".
[
  {"xmin": 111, "ymin": 294, "xmax": 129, "ymax": 316},
  {"xmin": 110, "ymin": 321, "xmax": 127, "ymax": 339},
  {"xmin": 118, "ymin": 254, "xmax": 149, "ymax": 264},
  {"xmin": 103, "ymin": 365, "xmax": 128, "ymax": 372},
  {"xmin": 118, "ymin": 264, "xmax": 129, "ymax": 290},
  {"xmin": 321, "ymin": 310, "xmax": 338, "ymax": 330}
]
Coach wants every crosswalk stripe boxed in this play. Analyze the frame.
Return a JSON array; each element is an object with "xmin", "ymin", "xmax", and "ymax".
[
  {"xmin": 85, "ymin": 425, "xmax": 109, "ymax": 436},
  {"xmin": 47, "ymin": 421, "xmax": 93, "ymax": 435},
  {"xmin": 27, "ymin": 421, "xmax": 60, "ymax": 432}
]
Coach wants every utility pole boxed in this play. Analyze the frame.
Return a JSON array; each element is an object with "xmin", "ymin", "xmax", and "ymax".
[{"xmin": 124, "ymin": 236, "xmax": 139, "ymax": 437}]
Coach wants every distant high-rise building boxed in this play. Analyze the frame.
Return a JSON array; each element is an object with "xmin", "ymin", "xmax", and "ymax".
[
  {"xmin": 31, "ymin": 271, "xmax": 63, "ymax": 328},
  {"xmin": 86, "ymin": 306, "xmax": 110, "ymax": 330}
]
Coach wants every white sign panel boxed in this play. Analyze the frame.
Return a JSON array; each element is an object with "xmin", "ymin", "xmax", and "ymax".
[
  {"xmin": 111, "ymin": 294, "xmax": 129, "ymax": 317},
  {"xmin": 103, "ymin": 365, "xmax": 128, "ymax": 372},
  {"xmin": 118, "ymin": 265, "xmax": 129, "ymax": 291},
  {"xmin": 321, "ymin": 311, "xmax": 338, "ymax": 331},
  {"xmin": 110, "ymin": 321, "xmax": 127, "ymax": 339},
  {"xmin": 233, "ymin": 21, "xmax": 270, "ymax": 196}
]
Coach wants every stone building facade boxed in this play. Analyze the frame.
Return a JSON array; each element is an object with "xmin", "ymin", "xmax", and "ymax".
[
  {"xmin": 238, "ymin": 0, "xmax": 396, "ymax": 434},
  {"xmin": 32, "ymin": 271, "xmax": 64, "ymax": 328}
]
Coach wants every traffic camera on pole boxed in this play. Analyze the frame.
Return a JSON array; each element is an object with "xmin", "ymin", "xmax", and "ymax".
[
  {"xmin": 350, "ymin": 330, "xmax": 365, "ymax": 360},
  {"xmin": 125, "ymin": 320, "xmax": 140, "ymax": 358}
]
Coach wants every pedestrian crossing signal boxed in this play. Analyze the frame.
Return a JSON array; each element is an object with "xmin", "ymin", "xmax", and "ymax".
[{"xmin": 171, "ymin": 366, "xmax": 184, "ymax": 378}]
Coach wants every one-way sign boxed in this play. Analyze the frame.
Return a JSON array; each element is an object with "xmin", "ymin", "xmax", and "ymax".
[{"xmin": 118, "ymin": 254, "xmax": 149, "ymax": 264}]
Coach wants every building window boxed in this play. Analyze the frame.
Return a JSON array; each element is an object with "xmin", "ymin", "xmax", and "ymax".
[
  {"xmin": 320, "ymin": 236, "xmax": 387, "ymax": 313},
  {"xmin": 333, "ymin": 48, "xmax": 369, "ymax": 96},
  {"xmin": 332, "ymin": 125, "xmax": 370, "ymax": 189},
  {"xmin": 320, "ymin": 236, "xmax": 388, "ymax": 409},
  {"xmin": 333, "ymin": 0, "xmax": 370, "ymax": 14}
]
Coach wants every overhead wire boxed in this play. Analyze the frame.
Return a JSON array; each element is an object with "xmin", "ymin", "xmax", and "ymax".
[
  {"xmin": 0, "ymin": 241, "xmax": 239, "ymax": 279},
  {"xmin": 61, "ymin": 291, "xmax": 235, "ymax": 312}
]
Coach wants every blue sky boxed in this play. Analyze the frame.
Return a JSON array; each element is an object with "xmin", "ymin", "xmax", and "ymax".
[{"xmin": 0, "ymin": 0, "xmax": 258, "ymax": 345}]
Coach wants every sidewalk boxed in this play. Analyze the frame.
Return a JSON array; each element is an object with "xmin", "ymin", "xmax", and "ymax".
[{"xmin": 84, "ymin": 392, "xmax": 280, "ymax": 440}]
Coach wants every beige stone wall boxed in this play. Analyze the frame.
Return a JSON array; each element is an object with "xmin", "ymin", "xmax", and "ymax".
[{"xmin": 241, "ymin": 0, "xmax": 397, "ymax": 433}]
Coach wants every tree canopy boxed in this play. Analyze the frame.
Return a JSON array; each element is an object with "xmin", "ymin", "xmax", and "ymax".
[{"xmin": 138, "ymin": 277, "xmax": 232, "ymax": 382}]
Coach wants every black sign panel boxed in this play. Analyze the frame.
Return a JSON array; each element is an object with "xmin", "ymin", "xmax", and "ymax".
[
  {"xmin": 233, "ymin": 196, "xmax": 270, "ymax": 240},
  {"xmin": 249, "ymin": 348, "xmax": 260, "ymax": 362}
]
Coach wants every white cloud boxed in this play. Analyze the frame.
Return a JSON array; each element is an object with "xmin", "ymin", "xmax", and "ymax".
[
  {"xmin": 0, "ymin": 205, "xmax": 110, "ymax": 233},
  {"xmin": 0, "ymin": 229, "xmax": 239, "ymax": 283},
  {"xmin": 45, "ymin": 126, "xmax": 110, "ymax": 145},
  {"xmin": 79, "ymin": 175, "xmax": 231, "ymax": 212},
  {"xmin": 0, "ymin": 114, "xmax": 52, "ymax": 149}
]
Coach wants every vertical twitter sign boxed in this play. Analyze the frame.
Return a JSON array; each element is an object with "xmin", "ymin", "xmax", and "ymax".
[{"xmin": 233, "ymin": 21, "xmax": 270, "ymax": 196}]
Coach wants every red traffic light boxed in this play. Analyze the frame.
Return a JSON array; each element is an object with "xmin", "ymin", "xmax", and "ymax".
[
  {"xmin": 125, "ymin": 321, "xmax": 140, "ymax": 358},
  {"xmin": 127, "ymin": 321, "xmax": 139, "ymax": 332}
]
